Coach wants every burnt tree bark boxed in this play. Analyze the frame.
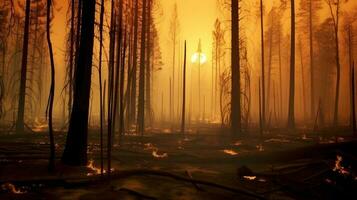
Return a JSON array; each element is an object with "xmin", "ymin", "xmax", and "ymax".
[
  {"xmin": 287, "ymin": 0, "xmax": 296, "ymax": 129},
  {"xmin": 62, "ymin": 0, "xmax": 96, "ymax": 166},
  {"xmin": 46, "ymin": 0, "xmax": 55, "ymax": 172},
  {"xmin": 16, "ymin": 0, "xmax": 31, "ymax": 133},
  {"xmin": 181, "ymin": 41, "xmax": 187, "ymax": 135},
  {"xmin": 260, "ymin": 0, "xmax": 266, "ymax": 129},
  {"xmin": 137, "ymin": 0, "xmax": 147, "ymax": 136},
  {"xmin": 98, "ymin": 0, "xmax": 105, "ymax": 175},
  {"xmin": 231, "ymin": 0, "xmax": 241, "ymax": 135}
]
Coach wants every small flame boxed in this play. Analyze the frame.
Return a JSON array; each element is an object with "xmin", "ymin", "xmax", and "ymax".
[
  {"xmin": 152, "ymin": 150, "xmax": 168, "ymax": 158},
  {"xmin": 234, "ymin": 141, "xmax": 242, "ymax": 146},
  {"xmin": 333, "ymin": 155, "xmax": 350, "ymax": 175},
  {"xmin": 222, "ymin": 149, "xmax": 238, "ymax": 155},
  {"xmin": 145, "ymin": 143, "xmax": 168, "ymax": 158},
  {"xmin": 243, "ymin": 176, "xmax": 256, "ymax": 181},
  {"xmin": 87, "ymin": 160, "xmax": 105, "ymax": 176},
  {"xmin": 256, "ymin": 144, "xmax": 264, "ymax": 151},
  {"xmin": 1, "ymin": 183, "xmax": 26, "ymax": 194}
]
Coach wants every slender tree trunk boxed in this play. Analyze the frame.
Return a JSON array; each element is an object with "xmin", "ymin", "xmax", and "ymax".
[
  {"xmin": 309, "ymin": 0, "xmax": 315, "ymax": 121},
  {"xmin": 145, "ymin": 0, "xmax": 152, "ymax": 125},
  {"xmin": 259, "ymin": 78, "xmax": 263, "ymax": 137},
  {"xmin": 332, "ymin": 2, "xmax": 340, "ymax": 126},
  {"xmin": 287, "ymin": 0, "xmax": 296, "ymax": 129},
  {"xmin": 352, "ymin": 62, "xmax": 356, "ymax": 134},
  {"xmin": 98, "ymin": 0, "xmax": 105, "ymax": 175},
  {"xmin": 267, "ymin": 26, "xmax": 273, "ymax": 124},
  {"xmin": 130, "ymin": 0, "xmax": 139, "ymax": 126},
  {"xmin": 231, "ymin": 0, "xmax": 241, "ymax": 135},
  {"xmin": 107, "ymin": 0, "xmax": 116, "ymax": 176},
  {"xmin": 62, "ymin": 0, "xmax": 96, "ymax": 166},
  {"xmin": 278, "ymin": 28, "xmax": 283, "ymax": 122},
  {"xmin": 68, "ymin": 0, "xmax": 75, "ymax": 120},
  {"xmin": 299, "ymin": 39, "xmax": 307, "ymax": 123},
  {"xmin": 137, "ymin": 0, "xmax": 147, "ymax": 136},
  {"xmin": 46, "ymin": 0, "xmax": 56, "ymax": 171},
  {"xmin": 119, "ymin": 24, "xmax": 126, "ymax": 146},
  {"xmin": 16, "ymin": 0, "xmax": 31, "ymax": 133},
  {"xmin": 181, "ymin": 41, "xmax": 187, "ymax": 135},
  {"xmin": 260, "ymin": 0, "xmax": 265, "ymax": 129}
]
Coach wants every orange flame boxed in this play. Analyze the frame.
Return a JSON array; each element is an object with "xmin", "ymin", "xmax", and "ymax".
[
  {"xmin": 1, "ymin": 183, "xmax": 26, "ymax": 194},
  {"xmin": 243, "ymin": 176, "xmax": 256, "ymax": 180},
  {"xmin": 222, "ymin": 149, "xmax": 238, "ymax": 155}
]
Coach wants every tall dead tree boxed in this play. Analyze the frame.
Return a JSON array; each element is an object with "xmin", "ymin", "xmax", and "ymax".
[
  {"xmin": 129, "ymin": 0, "xmax": 139, "ymax": 127},
  {"xmin": 98, "ymin": 0, "xmax": 105, "ymax": 175},
  {"xmin": 287, "ymin": 0, "xmax": 296, "ymax": 129},
  {"xmin": 169, "ymin": 4, "xmax": 179, "ymax": 123},
  {"xmin": 137, "ymin": 0, "xmax": 147, "ymax": 136},
  {"xmin": 16, "ymin": 0, "xmax": 31, "ymax": 133},
  {"xmin": 260, "ymin": 0, "xmax": 265, "ymax": 128},
  {"xmin": 46, "ymin": 0, "xmax": 55, "ymax": 171},
  {"xmin": 62, "ymin": 0, "xmax": 96, "ymax": 166},
  {"xmin": 231, "ymin": 0, "xmax": 241, "ymax": 135},
  {"xmin": 145, "ymin": 0, "xmax": 152, "ymax": 125},
  {"xmin": 325, "ymin": 0, "xmax": 344, "ymax": 126},
  {"xmin": 181, "ymin": 41, "xmax": 187, "ymax": 135},
  {"xmin": 299, "ymin": 0, "xmax": 321, "ymax": 120}
]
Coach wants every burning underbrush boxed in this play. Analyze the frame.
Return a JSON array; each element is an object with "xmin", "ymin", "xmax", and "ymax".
[
  {"xmin": 144, "ymin": 143, "xmax": 168, "ymax": 158},
  {"xmin": 86, "ymin": 160, "xmax": 114, "ymax": 176},
  {"xmin": 1, "ymin": 183, "xmax": 27, "ymax": 194}
]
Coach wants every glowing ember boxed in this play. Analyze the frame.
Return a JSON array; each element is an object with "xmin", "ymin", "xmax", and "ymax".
[
  {"xmin": 234, "ymin": 141, "xmax": 242, "ymax": 146},
  {"xmin": 256, "ymin": 144, "xmax": 264, "ymax": 151},
  {"xmin": 243, "ymin": 176, "xmax": 256, "ymax": 180},
  {"xmin": 87, "ymin": 160, "xmax": 104, "ymax": 176},
  {"xmin": 145, "ymin": 143, "xmax": 168, "ymax": 158},
  {"xmin": 333, "ymin": 155, "xmax": 350, "ymax": 175},
  {"xmin": 222, "ymin": 149, "xmax": 238, "ymax": 155},
  {"xmin": 152, "ymin": 150, "xmax": 168, "ymax": 158},
  {"xmin": 1, "ymin": 183, "xmax": 26, "ymax": 194},
  {"xmin": 265, "ymin": 138, "xmax": 290, "ymax": 143}
]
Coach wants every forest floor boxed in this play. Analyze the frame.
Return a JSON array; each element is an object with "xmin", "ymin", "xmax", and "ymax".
[{"xmin": 0, "ymin": 125, "xmax": 357, "ymax": 199}]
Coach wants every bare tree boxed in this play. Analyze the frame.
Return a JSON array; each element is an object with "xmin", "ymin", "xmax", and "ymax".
[
  {"xmin": 231, "ymin": 0, "xmax": 241, "ymax": 135},
  {"xmin": 62, "ymin": 0, "xmax": 96, "ymax": 166},
  {"xmin": 287, "ymin": 0, "xmax": 296, "ymax": 129}
]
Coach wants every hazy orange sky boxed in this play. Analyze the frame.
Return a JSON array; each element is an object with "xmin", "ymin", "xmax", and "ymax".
[{"xmin": 47, "ymin": 0, "xmax": 357, "ymax": 122}]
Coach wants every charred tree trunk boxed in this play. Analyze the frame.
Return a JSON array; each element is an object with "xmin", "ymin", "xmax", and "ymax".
[
  {"xmin": 352, "ymin": 62, "xmax": 356, "ymax": 134},
  {"xmin": 137, "ymin": 0, "xmax": 147, "ymax": 136},
  {"xmin": 130, "ymin": 0, "xmax": 139, "ymax": 126},
  {"xmin": 309, "ymin": 0, "xmax": 315, "ymax": 121},
  {"xmin": 260, "ymin": 0, "xmax": 266, "ymax": 129},
  {"xmin": 287, "ymin": 0, "xmax": 296, "ymax": 129},
  {"xmin": 62, "ymin": 0, "xmax": 96, "ymax": 166},
  {"xmin": 119, "ymin": 25, "xmax": 126, "ymax": 145},
  {"xmin": 145, "ymin": 0, "xmax": 152, "ymax": 125},
  {"xmin": 181, "ymin": 41, "xmax": 187, "ymax": 135},
  {"xmin": 107, "ymin": 0, "xmax": 116, "ymax": 176},
  {"xmin": 332, "ymin": 1, "xmax": 341, "ymax": 127},
  {"xmin": 231, "ymin": 0, "xmax": 241, "ymax": 135},
  {"xmin": 98, "ymin": 0, "xmax": 105, "ymax": 175},
  {"xmin": 46, "ymin": 0, "xmax": 55, "ymax": 172},
  {"xmin": 68, "ymin": 0, "xmax": 75, "ymax": 119},
  {"xmin": 16, "ymin": 0, "xmax": 31, "ymax": 133}
]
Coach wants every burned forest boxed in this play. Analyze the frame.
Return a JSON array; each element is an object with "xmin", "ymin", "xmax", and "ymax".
[{"xmin": 1, "ymin": 0, "xmax": 357, "ymax": 199}]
